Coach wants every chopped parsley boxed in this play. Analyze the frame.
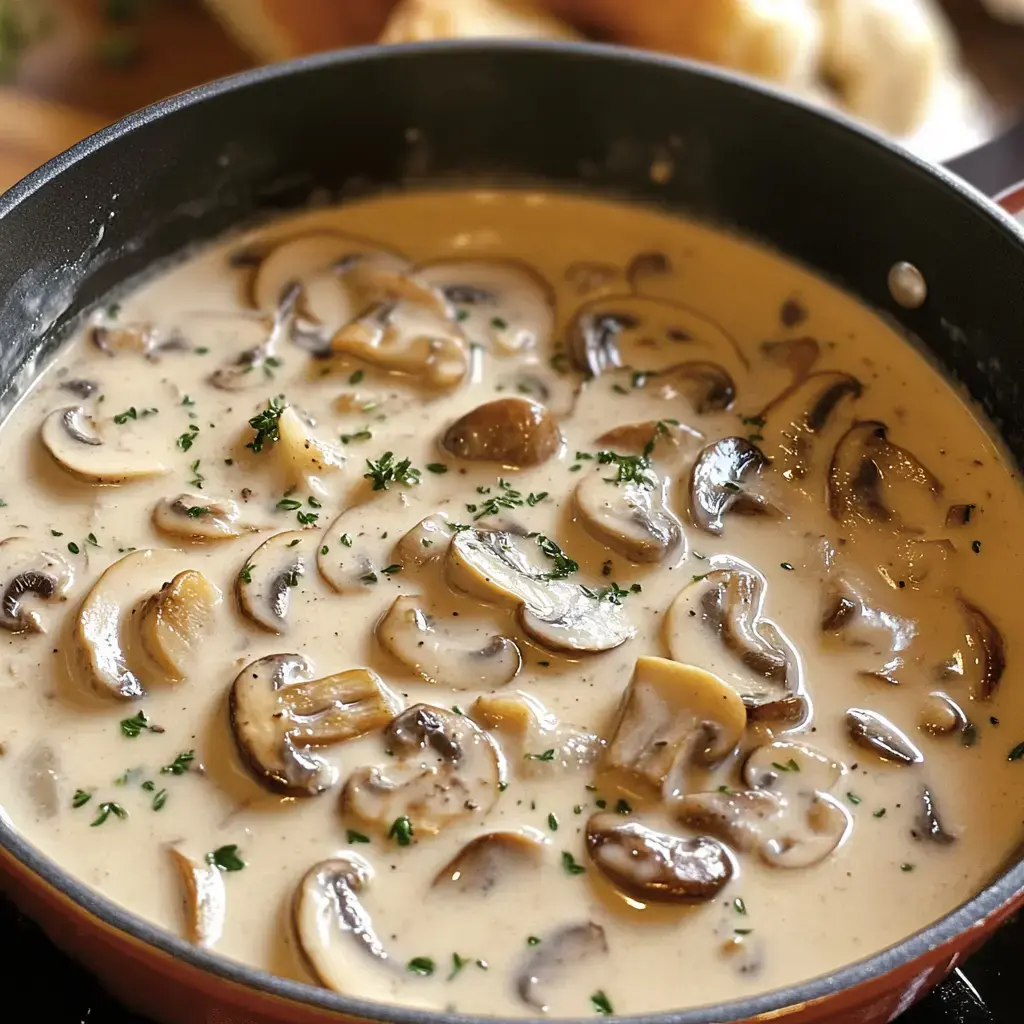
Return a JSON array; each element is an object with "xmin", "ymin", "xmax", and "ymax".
[
  {"xmin": 525, "ymin": 749, "xmax": 556, "ymax": 762},
  {"xmin": 389, "ymin": 815, "xmax": 414, "ymax": 846},
  {"xmin": 780, "ymin": 561, "xmax": 794, "ymax": 571},
  {"xmin": 1009, "ymin": 741, "xmax": 1024, "ymax": 761},
  {"xmin": 152, "ymin": 788, "xmax": 168, "ymax": 811},
  {"xmin": 448, "ymin": 953, "xmax": 468, "ymax": 979},
  {"xmin": 407, "ymin": 957, "xmax": 435, "ymax": 976},
  {"xmin": 470, "ymin": 478, "xmax": 525, "ymax": 520},
  {"xmin": 381, "ymin": 563, "xmax": 401, "ymax": 575},
  {"xmin": 185, "ymin": 506, "xmax": 208, "ymax": 518},
  {"xmin": 238, "ymin": 562, "xmax": 255, "ymax": 585},
  {"xmin": 846, "ymin": 792, "xmax": 862, "ymax": 805},
  {"xmin": 536, "ymin": 535, "xmax": 579, "ymax": 580},
  {"xmin": 425, "ymin": 463, "xmax": 448, "ymax": 474},
  {"xmin": 591, "ymin": 991, "xmax": 613, "ymax": 1015},
  {"xmin": 340, "ymin": 429, "xmax": 372, "ymax": 445},
  {"xmin": 67, "ymin": 541, "xmax": 81, "ymax": 555},
  {"xmin": 527, "ymin": 935, "xmax": 541, "ymax": 946},
  {"xmin": 277, "ymin": 497, "xmax": 302, "ymax": 511},
  {"xmin": 161, "ymin": 750, "xmax": 195, "ymax": 775},
  {"xmin": 771, "ymin": 758, "xmax": 801, "ymax": 772},
  {"xmin": 561, "ymin": 851, "xmax": 586, "ymax": 875},
  {"xmin": 120, "ymin": 710, "xmax": 159, "ymax": 738},
  {"xmin": 547, "ymin": 812, "xmax": 559, "ymax": 831},
  {"xmin": 348, "ymin": 369, "xmax": 364, "ymax": 385},
  {"xmin": 346, "ymin": 829, "xmax": 371, "ymax": 844},
  {"xmin": 580, "ymin": 581, "xmax": 641, "ymax": 605},
  {"xmin": 615, "ymin": 798, "xmax": 632, "ymax": 815},
  {"xmin": 296, "ymin": 510, "xmax": 319, "ymax": 526},
  {"xmin": 188, "ymin": 459, "xmax": 204, "ymax": 489},
  {"xmin": 595, "ymin": 448, "xmax": 656, "ymax": 488},
  {"xmin": 339, "ymin": 533, "xmax": 353, "ymax": 547},
  {"xmin": 72, "ymin": 789, "xmax": 92, "ymax": 809},
  {"xmin": 364, "ymin": 451, "xmax": 421, "ymax": 491},
  {"xmin": 900, "ymin": 863, "xmax": 915, "ymax": 872},
  {"xmin": 206, "ymin": 844, "xmax": 246, "ymax": 872},
  {"xmin": 90, "ymin": 801, "xmax": 128, "ymax": 827},
  {"xmin": 733, "ymin": 897, "xmax": 747, "ymax": 914},
  {"xmin": 177, "ymin": 423, "xmax": 200, "ymax": 451},
  {"xmin": 245, "ymin": 395, "xmax": 286, "ymax": 453},
  {"xmin": 873, "ymin": 808, "xmax": 887, "ymax": 818}
]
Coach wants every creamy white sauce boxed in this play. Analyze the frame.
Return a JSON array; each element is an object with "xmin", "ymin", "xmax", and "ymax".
[{"xmin": 0, "ymin": 190, "xmax": 1022, "ymax": 1017}]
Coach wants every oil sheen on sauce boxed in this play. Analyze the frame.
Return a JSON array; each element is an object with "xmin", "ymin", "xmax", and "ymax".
[{"xmin": 0, "ymin": 190, "xmax": 1021, "ymax": 1018}]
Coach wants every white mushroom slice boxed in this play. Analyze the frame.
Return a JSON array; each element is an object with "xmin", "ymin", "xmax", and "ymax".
[
  {"xmin": 665, "ymin": 565, "xmax": 804, "ymax": 721},
  {"xmin": 152, "ymin": 493, "xmax": 258, "ymax": 541},
  {"xmin": 0, "ymin": 537, "xmax": 74, "ymax": 633},
  {"xmin": 275, "ymin": 407, "xmax": 345, "ymax": 488},
  {"xmin": 377, "ymin": 595, "xmax": 521, "ymax": 689},
  {"xmin": 237, "ymin": 530, "xmax": 317, "ymax": 634},
  {"xmin": 293, "ymin": 854, "xmax": 403, "ymax": 1002},
  {"xmin": 41, "ymin": 406, "xmax": 168, "ymax": 483},
  {"xmin": 343, "ymin": 704, "xmax": 502, "ymax": 836},
  {"xmin": 229, "ymin": 654, "xmax": 402, "ymax": 796},
  {"xmin": 447, "ymin": 528, "xmax": 634, "ymax": 653},
  {"xmin": 71, "ymin": 549, "xmax": 186, "ymax": 699},
  {"xmin": 603, "ymin": 657, "xmax": 747, "ymax": 800},
  {"xmin": 138, "ymin": 570, "xmax": 221, "ymax": 683},
  {"xmin": 585, "ymin": 815, "xmax": 734, "ymax": 904},
  {"xmin": 415, "ymin": 258, "xmax": 555, "ymax": 355},
  {"xmin": 432, "ymin": 830, "xmax": 545, "ymax": 894},
  {"xmin": 392, "ymin": 512, "xmax": 450, "ymax": 567},
  {"xmin": 207, "ymin": 309, "xmax": 292, "ymax": 391},
  {"xmin": 331, "ymin": 299, "xmax": 469, "ymax": 389},
  {"xmin": 470, "ymin": 691, "xmax": 603, "ymax": 776},
  {"xmin": 168, "ymin": 846, "xmax": 226, "ymax": 948},
  {"xmin": 319, "ymin": 491, "xmax": 425, "ymax": 592},
  {"xmin": 441, "ymin": 397, "xmax": 562, "ymax": 468},
  {"xmin": 574, "ymin": 471, "xmax": 682, "ymax": 564},
  {"xmin": 742, "ymin": 741, "xmax": 845, "ymax": 794},
  {"xmin": 516, "ymin": 922, "xmax": 609, "ymax": 1012}
]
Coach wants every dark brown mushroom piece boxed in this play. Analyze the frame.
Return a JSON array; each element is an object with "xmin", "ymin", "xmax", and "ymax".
[
  {"xmin": 761, "ymin": 336, "xmax": 819, "ymax": 379},
  {"xmin": 918, "ymin": 692, "xmax": 969, "ymax": 737},
  {"xmin": 565, "ymin": 261, "xmax": 620, "ymax": 296},
  {"xmin": 956, "ymin": 595, "xmax": 1006, "ymax": 700},
  {"xmin": 585, "ymin": 814, "xmax": 734, "ymax": 903},
  {"xmin": 689, "ymin": 437, "xmax": 780, "ymax": 535},
  {"xmin": 0, "ymin": 538, "xmax": 74, "ymax": 633},
  {"xmin": 845, "ymin": 708, "xmax": 923, "ymax": 765},
  {"xmin": 912, "ymin": 787, "xmax": 957, "ymax": 845},
  {"xmin": 516, "ymin": 922, "xmax": 608, "ymax": 1012},
  {"xmin": 652, "ymin": 361, "xmax": 737, "ymax": 413},
  {"xmin": 58, "ymin": 378, "xmax": 99, "ymax": 399},
  {"xmin": 90, "ymin": 323, "xmax": 157, "ymax": 358},
  {"xmin": 828, "ymin": 421, "xmax": 943, "ymax": 526},
  {"xmin": 229, "ymin": 654, "xmax": 402, "ymax": 796},
  {"xmin": 945, "ymin": 503, "xmax": 977, "ymax": 527},
  {"xmin": 432, "ymin": 831, "xmax": 544, "ymax": 894},
  {"xmin": 757, "ymin": 371, "xmax": 863, "ymax": 480},
  {"xmin": 626, "ymin": 250, "xmax": 671, "ymax": 289},
  {"xmin": 441, "ymin": 397, "xmax": 561, "ymax": 468},
  {"xmin": 671, "ymin": 789, "xmax": 785, "ymax": 854},
  {"xmin": 779, "ymin": 297, "xmax": 808, "ymax": 328},
  {"xmin": 566, "ymin": 293, "xmax": 746, "ymax": 378}
]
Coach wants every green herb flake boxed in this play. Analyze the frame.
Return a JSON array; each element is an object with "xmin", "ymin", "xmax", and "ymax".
[
  {"xmin": 425, "ymin": 463, "xmax": 448, "ymax": 474},
  {"xmin": 340, "ymin": 533, "xmax": 353, "ymax": 547},
  {"xmin": 1009, "ymin": 741, "xmax": 1024, "ymax": 761},
  {"xmin": 364, "ymin": 451, "xmax": 422, "ymax": 491},
  {"xmin": 733, "ymin": 897, "xmax": 747, "ymax": 914},
  {"xmin": 177, "ymin": 424, "xmax": 200, "ymax": 451},
  {"xmin": 246, "ymin": 395, "xmax": 286, "ymax": 453},
  {"xmin": 448, "ymin": 953, "xmax": 467, "ymax": 979},
  {"xmin": 846, "ymin": 792, "xmax": 862, "ymax": 805},
  {"xmin": 348, "ymin": 369, "xmax": 365, "ymax": 385},
  {"xmin": 206, "ymin": 844, "xmax": 246, "ymax": 872},
  {"xmin": 113, "ymin": 407, "xmax": 138, "ymax": 425},
  {"xmin": 525, "ymin": 748, "xmax": 556, "ymax": 762},
  {"xmin": 389, "ymin": 815, "xmax": 414, "ymax": 846},
  {"xmin": 562, "ymin": 851, "xmax": 586, "ymax": 875},
  {"xmin": 320, "ymin": 545, "xmax": 329, "ymax": 556},
  {"xmin": 238, "ymin": 563, "xmax": 255, "ymax": 585},
  {"xmin": 340, "ymin": 429, "xmax": 372, "ymax": 445},
  {"xmin": 527, "ymin": 935, "xmax": 541, "ymax": 946},
  {"xmin": 90, "ymin": 801, "xmax": 128, "ymax": 827},
  {"xmin": 591, "ymin": 991, "xmax": 613, "ymax": 1015},
  {"xmin": 161, "ymin": 750, "xmax": 195, "ymax": 776},
  {"xmin": 152, "ymin": 789, "xmax": 168, "ymax": 811},
  {"xmin": 407, "ymin": 956, "xmax": 434, "ymax": 976},
  {"xmin": 615, "ymin": 798, "xmax": 632, "ymax": 815},
  {"xmin": 346, "ymin": 829, "xmax": 371, "ymax": 844},
  {"xmin": 780, "ymin": 561, "xmax": 794, "ymax": 571},
  {"xmin": 277, "ymin": 497, "xmax": 302, "ymax": 511},
  {"xmin": 72, "ymin": 789, "xmax": 92, "ymax": 809},
  {"xmin": 900, "ymin": 862, "xmax": 915, "ymax": 872},
  {"xmin": 873, "ymin": 808, "xmax": 887, "ymax": 818},
  {"xmin": 67, "ymin": 541, "xmax": 81, "ymax": 555},
  {"xmin": 547, "ymin": 812, "xmax": 559, "ymax": 831},
  {"xmin": 120, "ymin": 710, "xmax": 155, "ymax": 738}
]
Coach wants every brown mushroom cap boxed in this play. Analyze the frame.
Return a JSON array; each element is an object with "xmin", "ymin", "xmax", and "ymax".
[
  {"xmin": 229, "ymin": 654, "xmax": 402, "ymax": 796},
  {"xmin": 689, "ymin": 437, "xmax": 780, "ymax": 535},
  {"xmin": 0, "ymin": 537, "xmax": 74, "ymax": 633},
  {"xmin": 585, "ymin": 814, "xmax": 734, "ymax": 903},
  {"xmin": 845, "ymin": 708, "xmax": 923, "ymax": 765},
  {"xmin": 342, "ymin": 704, "xmax": 502, "ymax": 835},
  {"xmin": 913, "ymin": 787, "xmax": 957, "ymax": 845},
  {"xmin": 432, "ymin": 830, "xmax": 545, "ymax": 894},
  {"xmin": 956, "ymin": 595, "xmax": 1005, "ymax": 700},
  {"xmin": 441, "ymin": 397, "xmax": 562, "ymax": 468}
]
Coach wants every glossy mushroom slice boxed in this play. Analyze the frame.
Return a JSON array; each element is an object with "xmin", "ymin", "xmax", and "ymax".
[
  {"xmin": 138, "ymin": 570, "xmax": 222, "ymax": 683},
  {"xmin": 208, "ymin": 307, "xmax": 294, "ymax": 391},
  {"xmin": 319, "ymin": 491, "xmax": 425, "ymax": 592},
  {"xmin": 585, "ymin": 815, "xmax": 734, "ymax": 903},
  {"xmin": 761, "ymin": 337, "xmax": 820, "ymax": 380},
  {"xmin": 331, "ymin": 299, "xmax": 469, "ymax": 390},
  {"xmin": 293, "ymin": 854, "xmax": 402, "ymax": 1002},
  {"xmin": 274, "ymin": 407, "xmax": 345, "ymax": 490},
  {"xmin": 954, "ymin": 595, "xmax": 1006, "ymax": 700},
  {"xmin": 168, "ymin": 846, "xmax": 227, "ymax": 948},
  {"xmin": 913, "ymin": 787, "xmax": 958, "ymax": 845},
  {"xmin": 603, "ymin": 657, "xmax": 746, "ymax": 800},
  {"xmin": 441, "ymin": 397, "xmax": 561, "ymax": 468},
  {"xmin": 237, "ymin": 530, "xmax": 318, "ymax": 634},
  {"xmin": 0, "ymin": 538, "xmax": 74, "ymax": 633},
  {"xmin": 152, "ymin": 493, "xmax": 260, "ymax": 542},
  {"xmin": 845, "ymin": 708, "xmax": 923, "ymax": 766},
  {"xmin": 416, "ymin": 258, "xmax": 555, "ymax": 355},
  {"xmin": 41, "ymin": 406, "xmax": 168, "ymax": 483},
  {"xmin": 432, "ymin": 830, "xmax": 545, "ymax": 894},
  {"xmin": 516, "ymin": 922, "xmax": 608, "ymax": 1012},
  {"xmin": 918, "ymin": 691, "xmax": 970, "ymax": 738},
  {"xmin": 229, "ymin": 654, "xmax": 402, "ymax": 796},
  {"xmin": 594, "ymin": 419, "xmax": 706, "ymax": 463},
  {"xmin": 574, "ymin": 469, "xmax": 682, "ymax": 564},
  {"xmin": 757, "ymin": 371, "xmax": 863, "ymax": 481},
  {"xmin": 566, "ymin": 293, "xmax": 746, "ymax": 378},
  {"xmin": 470, "ymin": 691, "xmax": 604, "ymax": 776},
  {"xmin": 391, "ymin": 512, "xmax": 451, "ymax": 567},
  {"xmin": 828, "ymin": 420, "xmax": 943, "ymax": 527},
  {"xmin": 689, "ymin": 437, "xmax": 780, "ymax": 535},
  {"xmin": 377, "ymin": 595, "xmax": 522, "ymax": 689},
  {"xmin": 342, "ymin": 704, "xmax": 502, "ymax": 836},
  {"xmin": 446, "ymin": 528, "xmax": 634, "ymax": 654},
  {"xmin": 665, "ymin": 566, "xmax": 803, "ymax": 722},
  {"xmin": 71, "ymin": 549, "xmax": 187, "ymax": 699}
]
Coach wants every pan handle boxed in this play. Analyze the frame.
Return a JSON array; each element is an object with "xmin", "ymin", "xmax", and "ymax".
[{"xmin": 943, "ymin": 118, "xmax": 1024, "ymax": 207}]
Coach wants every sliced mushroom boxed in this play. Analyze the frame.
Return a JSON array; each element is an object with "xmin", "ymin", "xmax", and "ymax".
[
  {"xmin": 441, "ymin": 397, "xmax": 561, "ymax": 468},
  {"xmin": 470, "ymin": 691, "xmax": 603, "ymax": 776},
  {"xmin": 274, "ymin": 407, "xmax": 345, "ymax": 488},
  {"xmin": 21, "ymin": 742, "xmax": 62, "ymax": 817},
  {"xmin": 918, "ymin": 692, "xmax": 969, "ymax": 737},
  {"xmin": 945, "ymin": 503, "xmax": 976, "ymax": 527},
  {"xmin": 626, "ymin": 251, "xmax": 672, "ymax": 289},
  {"xmin": 71, "ymin": 549, "xmax": 186, "ymax": 699},
  {"xmin": 646, "ymin": 362, "xmax": 737, "ymax": 413},
  {"xmin": 603, "ymin": 657, "xmax": 746, "ymax": 800},
  {"xmin": 230, "ymin": 654, "xmax": 402, "ymax": 796},
  {"xmin": 516, "ymin": 922, "xmax": 608, "ymax": 1012},
  {"xmin": 138, "ymin": 570, "xmax": 221, "ymax": 683},
  {"xmin": 585, "ymin": 815, "xmax": 734, "ymax": 903},
  {"xmin": 594, "ymin": 418, "xmax": 706, "ymax": 461},
  {"xmin": 828, "ymin": 421, "xmax": 943, "ymax": 526},
  {"xmin": 0, "ymin": 538, "xmax": 74, "ymax": 633},
  {"xmin": 913, "ymin": 787, "xmax": 957, "ymax": 845},
  {"xmin": 574, "ymin": 470, "xmax": 682, "ymax": 564},
  {"xmin": 665, "ymin": 566, "xmax": 801, "ymax": 720},
  {"xmin": 671, "ymin": 789, "xmax": 785, "ymax": 854},
  {"xmin": 41, "ymin": 406, "xmax": 168, "ymax": 483},
  {"xmin": 447, "ymin": 528, "xmax": 634, "ymax": 653},
  {"xmin": 845, "ymin": 708, "xmax": 923, "ymax": 765},
  {"xmin": 58, "ymin": 378, "xmax": 99, "ymax": 399},
  {"xmin": 757, "ymin": 371, "xmax": 863, "ymax": 480},
  {"xmin": 956, "ymin": 595, "xmax": 1005, "ymax": 700},
  {"xmin": 377, "ymin": 595, "xmax": 521, "ymax": 689},
  {"xmin": 91, "ymin": 322, "xmax": 158, "ymax": 357},
  {"xmin": 432, "ymin": 830, "xmax": 544, "ymax": 894},
  {"xmin": 331, "ymin": 299, "xmax": 468, "ymax": 390},
  {"xmin": 689, "ymin": 437, "xmax": 780, "ymax": 535},
  {"xmin": 761, "ymin": 337, "xmax": 820, "ymax": 380},
  {"xmin": 392, "ymin": 512, "xmax": 450, "ymax": 567},
  {"xmin": 168, "ymin": 846, "xmax": 227, "ymax": 948},
  {"xmin": 742, "ymin": 741, "xmax": 844, "ymax": 793},
  {"xmin": 237, "ymin": 530, "xmax": 317, "ymax": 634},
  {"xmin": 416, "ymin": 258, "xmax": 555, "ymax": 355},
  {"xmin": 566, "ymin": 294, "xmax": 746, "ymax": 377},
  {"xmin": 342, "ymin": 704, "xmax": 501, "ymax": 835},
  {"xmin": 152, "ymin": 493, "xmax": 259, "ymax": 541},
  {"xmin": 293, "ymin": 854, "xmax": 397, "ymax": 1000},
  {"xmin": 319, "ymin": 491, "xmax": 425, "ymax": 593}
]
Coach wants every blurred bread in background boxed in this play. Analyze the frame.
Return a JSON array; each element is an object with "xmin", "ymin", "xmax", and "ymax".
[
  {"xmin": 980, "ymin": 0, "xmax": 1024, "ymax": 21},
  {"xmin": 381, "ymin": 0, "xmax": 580, "ymax": 44}
]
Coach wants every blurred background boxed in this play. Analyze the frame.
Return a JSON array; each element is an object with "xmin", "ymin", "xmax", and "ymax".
[{"xmin": 0, "ymin": 0, "xmax": 1022, "ymax": 194}]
